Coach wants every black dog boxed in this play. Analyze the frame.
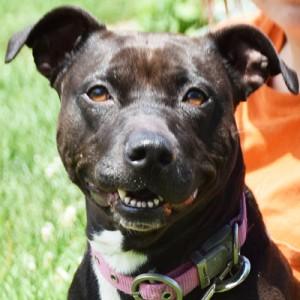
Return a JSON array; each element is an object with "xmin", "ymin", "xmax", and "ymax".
[{"xmin": 6, "ymin": 6, "xmax": 300, "ymax": 300}]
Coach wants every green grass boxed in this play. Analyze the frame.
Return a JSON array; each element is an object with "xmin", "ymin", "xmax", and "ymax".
[{"xmin": 0, "ymin": 1, "xmax": 208, "ymax": 299}]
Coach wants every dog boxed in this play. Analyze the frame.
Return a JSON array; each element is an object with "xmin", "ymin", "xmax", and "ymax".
[{"xmin": 5, "ymin": 6, "xmax": 300, "ymax": 300}]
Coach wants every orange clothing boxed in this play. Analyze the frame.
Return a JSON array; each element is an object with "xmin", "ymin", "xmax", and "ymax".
[{"xmin": 235, "ymin": 14, "xmax": 300, "ymax": 279}]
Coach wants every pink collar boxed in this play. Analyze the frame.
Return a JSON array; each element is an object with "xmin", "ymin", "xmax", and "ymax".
[{"xmin": 91, "ymin": 193, "xmax": 248, "ymax": 300}]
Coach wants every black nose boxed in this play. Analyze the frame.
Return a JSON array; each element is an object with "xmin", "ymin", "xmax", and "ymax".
[{"xmin": 125, "ymin": 131, "xmax": 174, "ymax": 170}]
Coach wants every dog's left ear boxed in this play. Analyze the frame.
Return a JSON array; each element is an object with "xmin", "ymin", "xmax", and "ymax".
[{"xmin": 212, "ymin": 25, "xmax": 299, "ymax": 102}]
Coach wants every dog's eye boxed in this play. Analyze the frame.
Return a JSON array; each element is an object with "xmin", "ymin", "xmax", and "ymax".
[
  {"xmin": 87, "ymin": 86, "xmax": 111, "ymax": 102},
  {"xmin": 183, "ymin": 89, "xmax": 208, "ymax": 106}
]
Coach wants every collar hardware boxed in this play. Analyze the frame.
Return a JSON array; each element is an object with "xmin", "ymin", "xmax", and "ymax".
[
  {"xmin": 200, "ymin": 261, "xmax": 233, "ymax": 300},
  {"xmin": 215, "ymin": 255, "xmax": 251, "ymax": 293},
  {"xmin": 131, "ymin": 273, "xmax": 183, "ymax": 300},
  {"xmin": 200, "ymin": 255, "xmax": 251, "ymax": 300}
]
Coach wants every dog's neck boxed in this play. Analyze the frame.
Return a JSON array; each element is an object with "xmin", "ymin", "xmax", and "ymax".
[{"xmin": 87, "ymin": 149, "xmax": 246, "ymax": 299}]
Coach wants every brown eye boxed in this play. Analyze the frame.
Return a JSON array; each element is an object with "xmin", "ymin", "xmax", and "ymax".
[
  {"xmin": 183, "ymin": 89, "xmax": 208, "ymax": 106},
  {"xmin": 87, "ymin": 86, "xmax": 111, "ymax": 102}
]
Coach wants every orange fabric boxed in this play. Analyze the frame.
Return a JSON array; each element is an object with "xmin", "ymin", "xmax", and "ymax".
[{"xmin": 235, "ymin": 14, "xmax": 300, "ymax": 279}]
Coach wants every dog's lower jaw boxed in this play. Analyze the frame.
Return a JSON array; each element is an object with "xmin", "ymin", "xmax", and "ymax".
[{"xmin": 89, "ymin": 230, "xmax": 148, "ymax": 300}]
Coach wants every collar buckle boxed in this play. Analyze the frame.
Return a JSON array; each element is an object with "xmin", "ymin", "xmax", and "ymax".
[{"xmin": 131, "ymin": 273, "xmax": 183, "ymax": 300}]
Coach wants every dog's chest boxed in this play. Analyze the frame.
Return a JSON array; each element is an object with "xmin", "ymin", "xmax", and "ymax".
[{"xmin": 89, "ymin": 230, "xmax": 148, "ymax": 300}]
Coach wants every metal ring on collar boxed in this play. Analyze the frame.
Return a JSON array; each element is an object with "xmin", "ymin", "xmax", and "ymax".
[
  {"xmin": 215, "ymin": 255, "xmax": 251, "ymax": 293},
  {"xmin": 131, "ymin": 273, "xmax": 183, "ymax": 300}
]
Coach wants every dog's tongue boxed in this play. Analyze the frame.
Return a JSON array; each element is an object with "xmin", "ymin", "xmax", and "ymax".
[{"xmin": 107, "ymin": 192, "xmax": 119, "ymax": 208}]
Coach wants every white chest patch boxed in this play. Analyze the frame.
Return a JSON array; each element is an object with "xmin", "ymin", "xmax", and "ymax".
[{"xmin": 89, "ymin": 230, "xmax": 148, "ymax": 300}]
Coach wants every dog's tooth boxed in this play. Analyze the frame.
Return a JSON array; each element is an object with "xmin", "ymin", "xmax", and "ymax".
[
  {"xmin": 154, "ymin": 199, "xmax": 160, "ymax": 206},
  {"xmin": 118, "ymin": 189, "xmax": 126, "ymax": 200},
  {"xmin": 137, "ymin": 201, "xmax": 142, "ymax": 208},
  {"xmin": 158, "ymin": 196, "xmax": 164, "ymax": 202},
  {"xmin": 124, "ymin": 197, "xmax": 130, "ymax": 205},
  {"xmin": 142, "ymin": 202, "xmax": 147, "ymax": 208},
  {"xmin": 147, "ymin": 201, "xmax": 154, "ymax": 208},
  {"xmin": 192, "ymin": 189, "xmax": 198, "ymax": 199},
  {"xmin": 130, "ymin": 199, "xmax": 136, "ymax": 207}
]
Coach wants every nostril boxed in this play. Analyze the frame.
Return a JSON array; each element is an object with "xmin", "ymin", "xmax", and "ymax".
[
  {"xmin": 128, "ymin": 146, "xmax": 147, "ymax": 163},
  {"xmin": 158, "ymin": 148, "xmax": 173, "ymax": 166}
]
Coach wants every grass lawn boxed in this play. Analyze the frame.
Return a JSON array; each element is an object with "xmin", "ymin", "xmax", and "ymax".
[{"xmin": 0, "ymin": 1, "xmax": 207, "ymax": 299}]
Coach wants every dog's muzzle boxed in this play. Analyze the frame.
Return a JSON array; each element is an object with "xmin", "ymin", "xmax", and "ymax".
[{"xmin": 88, "ymin": 129, "xmax": 198, "ymax": 233}]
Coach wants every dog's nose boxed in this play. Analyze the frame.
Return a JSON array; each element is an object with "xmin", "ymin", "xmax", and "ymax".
[{"xmin": 125, "ymin": 131, "xmax": 174, "ymax": 170}]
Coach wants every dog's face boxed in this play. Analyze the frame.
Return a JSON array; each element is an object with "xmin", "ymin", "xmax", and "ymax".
[
  {"xmin": 6, "ymin": 7, "xmax": 298, "ymax": 241},
  {"xmin": 57, "ymin": 31, "xmax": 239, "ymax": 235}
]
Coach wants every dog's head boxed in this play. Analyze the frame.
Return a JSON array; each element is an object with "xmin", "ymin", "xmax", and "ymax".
[{"xmin": 6, "ymin": 6, "xmax": 298, "ymax": 241}]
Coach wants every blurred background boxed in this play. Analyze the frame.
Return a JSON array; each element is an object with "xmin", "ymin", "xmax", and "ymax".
[{"xmin": 0, "ymin": 1, "xmax": 255, "ymax": 299}]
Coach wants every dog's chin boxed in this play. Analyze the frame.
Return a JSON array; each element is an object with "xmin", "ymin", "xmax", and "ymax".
[{"xmin": 90, "ymin": 188, "xmax": 198, "ymax": 233}]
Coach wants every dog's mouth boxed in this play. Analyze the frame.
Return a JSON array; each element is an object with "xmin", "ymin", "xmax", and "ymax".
[{"xmin": 90, "ymin": 187, "xmax": 198, "ymax": 233}]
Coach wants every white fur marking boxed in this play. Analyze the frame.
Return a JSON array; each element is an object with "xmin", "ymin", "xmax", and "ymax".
[{"xmin": 90, "ymin": 230, "xmax": 148, "ymax": 300}]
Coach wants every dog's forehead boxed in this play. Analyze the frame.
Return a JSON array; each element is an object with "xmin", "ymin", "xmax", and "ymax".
[
  {"xmin": 105, "ymin": 36, "xmax": 191, "ymax": 93},
  {"xmin": 105, "ymin": 31, "xmax": 214, "ymax": 74},
  {"xmin": 66, "ymin": 31, "xmax": 220, "ymax": 93}
]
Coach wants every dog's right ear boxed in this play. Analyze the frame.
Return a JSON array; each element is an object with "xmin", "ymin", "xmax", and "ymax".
[{"xmin": 5, "ymin": 6, "xmax": 105, "ymax": 84}]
